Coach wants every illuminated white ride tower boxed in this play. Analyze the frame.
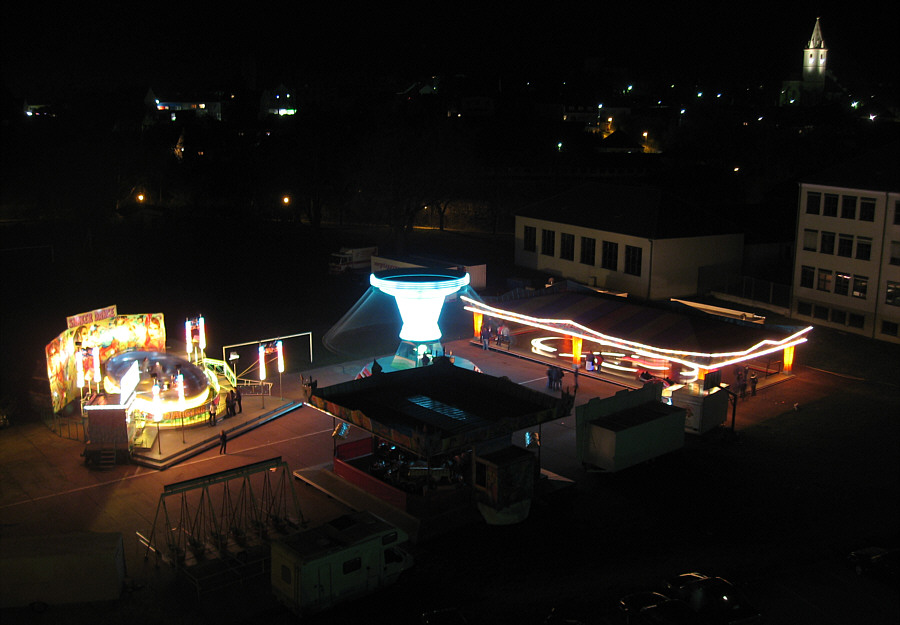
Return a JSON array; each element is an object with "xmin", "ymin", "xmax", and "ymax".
[
  {"xmin": 370, "ymin": 270, "xmax": 469, "ymax": 343},
  {"xmin": 360, "ymin": 268, "xmax": 480, "ymax": 376}
]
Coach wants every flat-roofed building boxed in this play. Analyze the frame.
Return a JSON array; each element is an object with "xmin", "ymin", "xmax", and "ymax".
[
  {"xmin": 792, "ymin": 143, "xmax": 900, "ymax": 343},
  {"xmin": 514, "ymin": 182, "xmax": 743, "ymax": 301}
]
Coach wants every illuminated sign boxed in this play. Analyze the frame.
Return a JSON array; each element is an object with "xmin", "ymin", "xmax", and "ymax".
[
  {"xmin": 67, "ymin": 305, "xmax": 117, "ymax": 329},
  {"xmin": 259, "ymin": 344, "xmax": 267, "ymax": 381}
]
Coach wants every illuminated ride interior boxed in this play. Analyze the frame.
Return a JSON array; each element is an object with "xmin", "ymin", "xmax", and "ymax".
[
  {"xmin": 462, "ymin": 296, "xmax": 811, "ymax": 386},
  {"xmin": 102, "ymin": 351, "xmax": 214, "ymax": 428}
]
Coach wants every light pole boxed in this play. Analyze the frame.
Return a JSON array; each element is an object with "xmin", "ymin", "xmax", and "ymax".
[
  {"xmin": 277, "ymin": 340, "xmax": 284, "ymax": 400},
  {"xmin": 259, "ymin": 343, "xmax": 266, "ymax": 410},
  {"xmin": 152, "ymin": 380, "xmax": 163, "ymax": 456}
]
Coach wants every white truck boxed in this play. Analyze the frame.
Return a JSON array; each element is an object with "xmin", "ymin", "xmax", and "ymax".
[
  {"xmin": 328, "ymin": 246, "xmax": 378, "ymax": 276},
  {"xmin": 271, "ymin": 511, "xmax": 413, "ymax": 617}
]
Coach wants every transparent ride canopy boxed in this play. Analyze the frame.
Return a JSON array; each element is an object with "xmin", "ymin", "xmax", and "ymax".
[{"xmin": 322, "ymin": 269, "xmax": 484, "ymax": 360}]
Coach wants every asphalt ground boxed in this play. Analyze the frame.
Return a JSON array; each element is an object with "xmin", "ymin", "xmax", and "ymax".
[{"xmin": 1, "ymin": 334, "xmax": 899, "ymax": 625}]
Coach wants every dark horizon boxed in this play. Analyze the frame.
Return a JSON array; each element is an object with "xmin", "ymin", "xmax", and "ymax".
[{"xmin": 2, "ymin": 3, "xmax": 894, "ymax": 100}]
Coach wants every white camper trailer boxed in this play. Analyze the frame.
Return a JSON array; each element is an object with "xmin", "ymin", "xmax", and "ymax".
[{"xmin": 271, "ymin": 511, "xmax": 413, "ymax": 617}]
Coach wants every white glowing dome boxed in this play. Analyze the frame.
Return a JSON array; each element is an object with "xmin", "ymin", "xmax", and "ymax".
[{"xmin": 370, "ymin": 269, "xmax": 470, "ymax": 342}]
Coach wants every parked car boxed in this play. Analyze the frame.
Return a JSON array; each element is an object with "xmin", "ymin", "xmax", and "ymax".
[
  {"xmin": 660, "ymin": 572, "xmax": 709, "ymax": 600},
  {"xmin": 848, "ymin": 547, "xmax": 900, "ymax": 579},
  {"xmin": 678, "ymin": 576, "xmax": 762, "ymax": 624},
  {"xmin": 636, "ymin": 598, "xmax": 697, "ymax": 624},
  {"xmin": 619, "ymin": 591, "xmax": 670, "ymax": 623},
  {"xmin": 421, "ymin": 608, "xmax": 468, "ymax": 625}
]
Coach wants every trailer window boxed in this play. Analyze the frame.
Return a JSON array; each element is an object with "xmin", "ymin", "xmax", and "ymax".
[
  {"xmin": 382, "ymin": 531, "xmax": 397, "ymax": 545},
  {"xmin": 343, "ymin": 557, "xmax": 362, "ymax": 574}
]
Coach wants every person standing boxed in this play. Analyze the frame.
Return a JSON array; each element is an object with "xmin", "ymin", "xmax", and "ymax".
[
  {"xmin": 573, "ymin": 364, "xmax": 580, "ymax": 392},
  {"xmin": 226, "ymin": 390, "xmax": 235, "ymax": 417},
  {"xmin": 208, "ymin": 401, "xmax": 216, "ymax": 427},
  {"xmin": 235, "ymin": 386, "xmax": 242, "ymax": 413},
  {"xmin": 219, "ymin": 429, "xmax": 227, "ymax": 454},
  {"xmin": 481, "ymin": 323, "xmax": 491, "ymax": 350},
  {"xmin": 749, "ymin": 371, "xmax": 758, "ymax": 396}
]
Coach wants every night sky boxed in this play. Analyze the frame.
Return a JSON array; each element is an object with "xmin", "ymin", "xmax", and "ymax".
[{"xmin": 2, "ymin": 2, "xmax": 895, "ymax": 99}]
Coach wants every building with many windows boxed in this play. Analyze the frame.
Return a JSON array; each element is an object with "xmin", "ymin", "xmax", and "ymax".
[
  {"xmin": 514, "ymin": 182, "xmax": 743, "ymax": 301},
  {"xmin": 792, "ymin": 144, "xmax": 900, "ymax": 343}
]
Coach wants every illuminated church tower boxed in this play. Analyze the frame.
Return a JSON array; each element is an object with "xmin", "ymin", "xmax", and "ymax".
[
  {"xmin": 780, "ymin": 17, "xmax": 829, "ymax": 106},
  {"xmin": 802, "ymin": 17, "xmax": 827, "ymax": 88}
]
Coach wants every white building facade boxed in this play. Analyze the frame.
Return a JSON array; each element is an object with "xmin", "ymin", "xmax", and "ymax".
[
  {"xmin": 792, "ymin": 180, "xmax": 900, "ymax": 344},
  {"xmin": 514, "ymin": 216, "xmax": 743, "ymax": 301}
]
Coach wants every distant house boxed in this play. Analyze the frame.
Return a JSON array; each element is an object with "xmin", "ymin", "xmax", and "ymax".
[
  {"xmin": 259, "ymin": 84, "xmax": 298, "ymax": 119},
  {"xmin": 144, "ymin": 88, "xmax": 223, "ymax": 124},
  {"xmin": 514, "ymin": 182, "xmax": 743, "ymax": 300},
  {"xmin": 791, "ymin": 143, "xmax": 900, "ymax": 343}
]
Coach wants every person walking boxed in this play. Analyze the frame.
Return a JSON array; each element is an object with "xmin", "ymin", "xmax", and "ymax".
[
  {"xmin": 218, "ymin": 429, "xmax": 227, "ymax": 454},
  {"xmin": 481, "ymin": 323, "xmax": 491, "ymax": 350},
  {"xmin": 234, "ymin": 386, "xmax": 242, "ymax": 413}
]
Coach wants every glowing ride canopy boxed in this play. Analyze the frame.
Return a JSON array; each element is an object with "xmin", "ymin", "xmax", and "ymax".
[
  {"xmin": 462, "ymin": 296, "xmax": 811, "ymax": 379},
  {"xmin": 371, "ymin": 270, "xmax": 470, "ymax": 342}
]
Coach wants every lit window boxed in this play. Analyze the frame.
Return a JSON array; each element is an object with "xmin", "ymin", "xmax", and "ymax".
[
  {"xmin": 817, "ymin": 269, "xmax": 832, "ymax": 292},
  {"xmin": 886, "ymin": 281, "xmax": 900, "ymax": 306},
  {"xmin": 852, "ymin": 275, "xmax": 868, "ymax": 299},
  {"xmin": 834, "ymin": 273, "xmax": 850, "ymax": 296}
]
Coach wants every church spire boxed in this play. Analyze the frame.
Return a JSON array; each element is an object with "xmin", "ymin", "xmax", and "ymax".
[
  {"xmin": 807, "ymin": 16, "xmax": 825, "ymax": 49},
  {"xmin": 802, "ymin": 17, "xmax": 827, "ymax": 87}
]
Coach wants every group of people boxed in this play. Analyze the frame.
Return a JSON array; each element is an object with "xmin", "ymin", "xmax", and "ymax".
[
  {"xmin": 225, "ymin": 387, "xmax": 242, "ymax": 417},
  {"xmin": 480, "ymin": 321, "xmax": 510, "ymax": 350},
  {"xmin": 735, "ymin": 365, "xmax": 758, "ymax": 398},
  {"xmin": 546, "ymin": 366, "xmax": 566, "ymax": 390}
]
